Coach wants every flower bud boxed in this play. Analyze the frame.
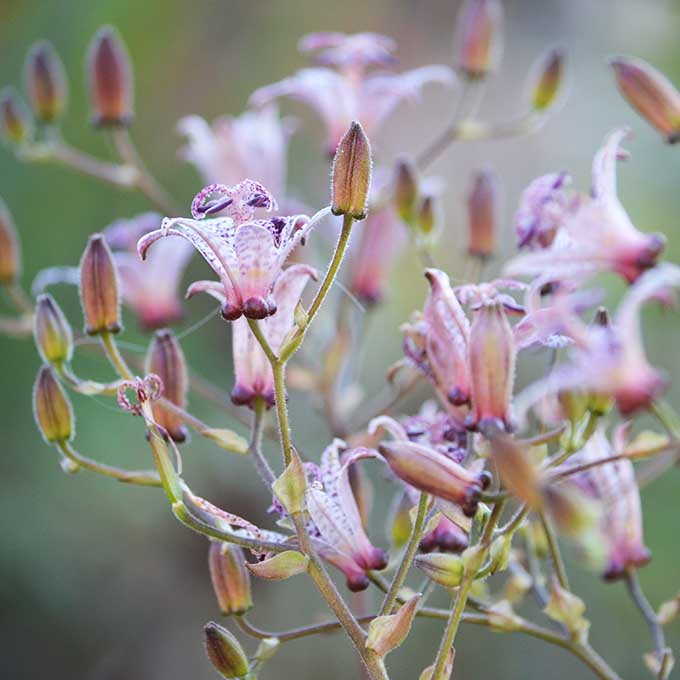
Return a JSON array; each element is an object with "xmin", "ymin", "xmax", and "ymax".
[
  {"xmin": 204, "ymin": 622, "xmax": 250, "ymax": 679},
  {"xmin": 530, "ymin": 48, "xmax": 565, "ymax": 111},
  {"xmin": 393, "ymin": 158, "xmax": 418, "ymax": 225},
  {"xmin": 415, "ymin": 552, "xmax": 464, "ymax": 588},
  {"xmin": 79, "ymin": 233, "xmax": 121, "ymax": 335},
  {"xmin": 33, "ymin": 365, "xmax": 73, "ymax": 443},
  {"xmin": 145, "ymin": 329, "xmax": 188, "ymax": 442},
  {"xmin": 34, "ymin": 294, "xmax": 74, "ymax": 366},
  {"xmin": 0, "ymin": 198, "xmax": 21, "ymax": 285},
  {"xmin": 420, "ymin": 516, "xmax": 468, "ymax": 554},
  {"xmin": 272, "ymin": 449, "xmax": 306, "ymax": 515},
  {"xmin": 366, "ymin": 595, "xmax": 420, "ymax": 658},
  {"xmin": 454, "ymin": 0, "xmax": 503, "ymax": 79},
  {"xmin": 466, "ymin": 169, "xmax": 498, "ymax": 259},
  {"xmin": 0, "ymin": 87, "xmax": 33, "ymax": 145},
  {"xmin": 24, "ymin": 40, "xmax": 67, "ymax": 123},
  {"xmin": 416, "ymin": 194, "xmax": 438, "ymax": 238},
  {"xmin": 330, "ymin": 120, "xmax": 372, "ymax": 220},
  {"xmin": 87, "ymin": 26, "xmax": 134, "ymax": 127},
  {"xmin": 208, "ymin": 542, "xmax": 253, "ymax": 616},
  {"xmin": 378, "ymin": 440, "xmax": 488, "ymax": 516},
  {"xmin": 610, "ymin": 56, "xmax": 680, "ymax": 143},
  {"xmin": 467, "ymin": 303, "xmax": 516, "ymax": 433}
]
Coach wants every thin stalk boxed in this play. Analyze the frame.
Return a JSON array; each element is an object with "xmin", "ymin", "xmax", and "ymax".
[
  {"xmin": 272, "ymin": 361, "xmax": 292, "ymax": 467},
  {"xmin": 379, "ymin": 492, "xmax": 429, "ymax": 616},
  {"xmin": 539, "ymin": 511, "xmax": 569, "ymax": 590},
  {"xmin": 6, "ymin": 282, "xmax": 34, "ymax": 314},
  {"xmin": 57, "ymin": 441, "xmax": 161, "ymax": 486},
  {"xmin": 48, "ymin": 141, "xmax": 136, "ymax": 187},
  {"xmin": 100, "ymin": 331, "xmax": 134, "ymax": 381},
  {"xmin": 248, "ymin": 397, "xmax": 276, "ymax": 487}
]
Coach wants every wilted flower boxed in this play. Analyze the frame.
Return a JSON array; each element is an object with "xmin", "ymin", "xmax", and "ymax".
[
  {"xmin": 402, "ymin": 269, "xmax": 471, "ymax": 416},
  {"xmin": 24, "ymin": 40, "xmax": 67, "ymax": 123},
  {"xmin": 558, "ymin": 428, "xmax": 650, "ymax": 580},
  {"xmin": 508, "ymin": 128, "xmax": 665, "ymax": 284},
  {"xmin": 0, "ymin": 198, "xmax": 21, "ymax": 285},
  {"xmin": 251, "ymin": 31, "xmax": 454, "ymax": 153},
  {"xmin": 138, "ymin": 181, "xmax": 317, "ymax": 321},
  {"xmin": 189, "ymin": 264, "xmax": 317, "ymax": 407},
  {"xmin": 0, "ymin": 87, "xmax": 33, "ymax": 145},
  {"xmin": 610, "ymin": 56, "xmax": 680, "ymax": 143},
  {"xmin": 178, "ymin": 105, "xmax": 293, "ymax": 203},
  {"xmin": 86, "ymin": 26, "xmax": 134, "ymax": 127},
  {"xmin": 79, "ymin": 233, "xmax": 121, "ymax": 335},
  {"xmin": 454, "ymin": 0, "xmax": 504, "ymax": 79},
  {"xmin": 300, "ymin": 440, "xmax": 388, "ymax": 591},
  {"xmin": 208, "ymin": 542, "xmax": 253, "ymax": 615},
  {"xmin": 145, "ymin": 329, "xmax": 188, "ymax": 442},
  {"xmin": 105, "ymin": 213, "xmax": 192, "ymax": 330}
]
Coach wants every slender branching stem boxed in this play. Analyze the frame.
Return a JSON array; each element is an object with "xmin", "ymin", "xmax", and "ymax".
[
  {"xmin": 379, "ymin": 492, "xmax": 429, "ymax": 616},
  {"xmin": 248, "ymin": 397, "xmax": 276, "ymax": 487},
  {"xmin": 100, "ymin": 331, "xmax": 134, "ymax": 381},
  {"xmin": 47, "ymin": 140, "xmax": 137, "ymax": 187},
  {"xmin": 539, "ymin": 510, "xmax": 569, "ymax": 590}
]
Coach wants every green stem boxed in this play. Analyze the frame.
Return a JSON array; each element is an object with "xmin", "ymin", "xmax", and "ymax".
[
  {"xmin": 379, "ymin": 492, "xmax": 429, "ymax": 616},
  {"xmin": 539, "ymin": 511, "xmax": 569, "ymax": 590},
  {"xmin": 100, "ymin": 331, "xmax": 134, "ymax": 381},
  {"xmin": 57, "ymin": 441, "xmax": 161, "ymax": 487},
  {"xmin": 248, "ymin": 397, "xmax": 275, "ymax": 487},
  {"xmin": 272, "ymin": 361, "xmax": 292, "ymax": 467}
]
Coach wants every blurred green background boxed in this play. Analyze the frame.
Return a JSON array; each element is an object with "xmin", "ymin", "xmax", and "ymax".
[{"xmin": 1, "ymin": 0, "xmax": 680, "ymax": 678}]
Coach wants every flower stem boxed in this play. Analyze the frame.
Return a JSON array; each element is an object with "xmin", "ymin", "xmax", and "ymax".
[
  {"xmin": 379, "ymin": 492, "xmax": 429, "ymax": 616},
  {"xmin": 248, "ymin": 397, "xmax": 276, "ymax": 487},
  {"xmin": 100, "ymin": 331, "xmax": 134, "ymax": 381},
  {"xmin": 539, "ymin": 510, "xmax": 569, "ymax": 590},
  {"xmin": 47, "ymin": 140, "xmax": 136, "ymax": 187}
]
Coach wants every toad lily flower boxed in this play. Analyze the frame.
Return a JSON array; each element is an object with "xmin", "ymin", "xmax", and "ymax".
[
  {"xmin": 138, "ymin": 181, "xmax": 325, "ymax": 321},
  {"xmin": 189, "ymin": 264, "xmax": 317, "ymax": 408},
  {"xmin": 517, "ymin": 263, "xmax": 680, "ymax": 418},
  {"xmin": 250, "ymin": 31, "xmax": 454, "ymax": 153},
  {"xmin": 402, "ymin": 269, "xmax": 471, "ymax": 417},
  {"xmin": 105, "ymin": 213, "xmax": 193, "ymax": 330},
  {"xmin": 507, "ymin": 128, "xmax": 665, "ymax": 284},
  {"xmin": 302, "ymin": 439, "xmax": 388, "ymax": 591},
  {"xmin": 177, "ymin": 105, "xmax": 294, "ymax": 207},
  {"xmin": 557, "ymin": 427, "xmax": 650, "ymax": 580}
]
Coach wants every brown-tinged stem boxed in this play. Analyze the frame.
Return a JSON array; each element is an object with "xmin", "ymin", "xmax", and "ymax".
[
  {"xmin": 379, "ymin": 492, "xmax": 429, "ymax": 616},
  {"xmin": 110, "ymin": 128, "xmax": 179, "ymax": 215},
  {"xmin": 57, "ymin": 441, "xmax": 161, "ymax": 487}
]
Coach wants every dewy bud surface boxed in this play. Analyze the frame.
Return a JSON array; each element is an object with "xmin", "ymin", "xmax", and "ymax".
[
  {"xmin": 33, "ymin": 365, "xmax": 73, "ymax": 444},
  {"xmin": 34, "ymin": 294, "xmax": 74, "ymax": 366},
  {"xmin": 331, "ymin": 120, "xmax": 372, "ymax": 220},
  {"xmin": 79, "ymin": 233, "xmax": 121, "ymax": 335}
]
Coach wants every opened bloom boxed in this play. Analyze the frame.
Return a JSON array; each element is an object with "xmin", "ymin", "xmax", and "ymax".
[
  {"xmin": 507, "ymin": 128, "xmax": 665, "ymax": 284},
  {"xmin": 138, "ymin": 181, "xmax": 321, "ymax": 321},
  {"xmin": 105, "ymin": 213, "xmax": 193, "ymax": 330},
  {"xmin": 559, "ymin": 427, "xmax": 650, "ymax": 580},
  {"xmin": 250, "ymin": 31, "xmax": 454, "ymax": 153}
]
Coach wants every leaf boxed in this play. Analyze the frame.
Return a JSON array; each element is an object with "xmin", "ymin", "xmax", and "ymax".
[
  {"xmin": 272, "ymin": 449, "xmax": 306, "ymax": 515},
  {"xmin": 366, "ymin": 595, "xmax": 421, "ymax": 658},
  {"xmin": 657, "ymin": 592, "xmax": 680, "ymax": 626},
  {"xmin": 246, "ymin": 551, "xmax": 309, "ymax": 580},
  {"xmin": 201, "ymin": 428, "xmax": 249, "ymax": 454}
]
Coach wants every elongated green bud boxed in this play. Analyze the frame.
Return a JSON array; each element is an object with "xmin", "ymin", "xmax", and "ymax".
[
  {"xmin": 530, "ymin": 48, "xmax": 565, "ymax": 111},
  {"xmin": 24, "ymin": 40, "xmax": 68, "ymax": 122},
  {"xmin": 204, "ymin": 622, "xmax": 250, "ymax": 679},
  {"xmin": 0, "ymin": 87, "xmax": 33, "ymax": 145},
  {"xmin": 34, "ymin": 293, "xmax": 73, "ymax": 366},
  {"xmin": 393, "ymin": 157, "xmax": 418, "ymax": 225},
  {"xmin": 415, "ymin": 552, "xmax": 464, "ymax": 588},
  {"xmin": 33, "ymin": 365, "xmax": 73, "ymax": 443},
  {"xmin": 331, "ymin": 121, "xmax": 372, "ymax": 220}
]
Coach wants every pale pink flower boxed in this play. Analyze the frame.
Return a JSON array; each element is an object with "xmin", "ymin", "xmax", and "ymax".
[
  {"xmin": 105, "ymin": 213, "xmax": 193, "ymax": 330},
  {"xmin": 507, "ymin": 128, "xmax": 665, "ymax": 284},
  {"xmin": 177, "ymin": 105, "xmax": 292, "ymax": 202},
  {"xmin": 250, "ymin": 32, "xmax": 454, "ymax": 153},
  {"xmin": 138, "ymin": 181, "xmax": 324, "ymax": 321},
  {"xmin": 560, "ymin": 427, "xmax": 650, "ymax": 580},
  {"xmin": 187, "ymin": 264, "xmax": 317, "ymax": 408}
]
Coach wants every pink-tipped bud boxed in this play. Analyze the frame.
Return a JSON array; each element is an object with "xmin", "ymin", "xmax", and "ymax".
[
  {"xmin": 466, "ymin": 169, "xmax": 498, "ymax": 259},
  {"xmin": 145, "ymin": 329, "xmax": 188, "ymax": 443},
  {"xmin": 393, "ymin": 157, "xmax": 418, "ymax": 225},
  {"xmin": 420, "ymin": 516, "xmax": 468, "ymax": 554},
  {"xmin": 0, "ymin": 87, "xmax": 33, "ymax": 145},
  {"xmin": 208, "ymin": 542, "xmax": 253, "ymax": 616},
  {"xmin": 415, "ymin": 552, "xmax": 465, "ymax": 588},
  {"xmin": 204, "ymin": 622, "xmax": 250, "ymax": 679},
  {"xmin": 331, "ymin": 120, "xmax": 372, "ymax": 220},
  {"xmin": 467, "ymin": 302, "xmax": 516, "ymax": 433},
  {"xmin": 610, "ymin": 56, "xmax": 680, "ymax": 144},
  {"xmin": 378, "ymin": 441, "xmax": 489, "ymax": 516},
  {"xmin": 33, "ymin": 365, "xmax": 73, "ymax": 444},
  {"xmin": 0, "ymin": 198, "xmax": 21, "ymax": 285},
  {"xmin": 24, "ymin": 40, "xmax": 67, "ymax": 123},
  {"xmin": 530, "ymin": 48, "xmax": 565, "ymax": 111},
  {"xmin": 79, "ymin": 233, "xmax": 121, "ymax": 335},
  {"xmin": 454, "ymin": 0, "xmax": 503, "ymax": 79},
  {"xmin": 87, "ymin": 26, "xmax": 134, "ymax": 127},
  {"xmin": 34, "ymin": 294, "xmax": 74, "ymax": 366}
]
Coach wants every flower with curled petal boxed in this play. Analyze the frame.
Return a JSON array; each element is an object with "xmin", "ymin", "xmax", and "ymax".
[
  {"xmin": 105, "ymin": 213, "xmax": 193, "ymax": 330},
  {"xmin": 188, "ymin": 264, "xmax": 317, "ymax": 408},
  {"xmin": 117, "ymin": 374, "xmax": 163, "ymax": 417},
  {"xmin": 250, "ymin": 31, "xmax": 454, "ymax": 153},
  {"xmin": 507, "ymin": 128, "xmax": 665, "ymax": 284},
  {"xmin": 138, "ymin": 181, "xmax": 324, "ymax": 321},
  {"xmin": 556, "ymin": 427, "xmax": 650, "ymax": 580}
]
